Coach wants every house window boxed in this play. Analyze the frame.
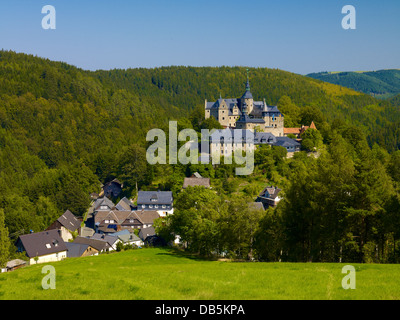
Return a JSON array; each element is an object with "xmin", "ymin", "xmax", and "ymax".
[
  {"xmin": 162, "ymin": 205, "xmax": 166, "ymax": 209},
  {"xmin": 105, "ymin": 220, "xmax": 109, "ymax": 224},
  {"xmin": 149, "ymin": 205, "xmax": 153, "ymax": 208},
  {"xmin": 45, "ymin": 244, "xmax": 51, "ymax": 249},
  {"xmin": 142, "ymin": 205, "xmax": 145, "ymax": 208},
  {"xmin": 155, "ymin": 205, "xmax": 158, "ymax": 208}
]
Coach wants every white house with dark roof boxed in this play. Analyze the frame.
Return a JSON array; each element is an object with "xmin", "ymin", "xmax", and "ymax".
[
  {"xmin": 16, "ymin": 230, "xmax": 68, "ymax": 264},
  {"xmin": 109, "ymin": 229, "xmax": 143, "ymax": 247},
  {"xmin": 256, "ymin": 186, "xmax": 282, "ymax": 209},
  {"xmin": 137, "ymin": 191, "xmax": 173, "ymax": 217}
]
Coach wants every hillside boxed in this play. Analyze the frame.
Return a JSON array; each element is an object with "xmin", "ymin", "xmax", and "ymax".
[
  {"xmin": 1, "ymin": 50, "xmax": 400, "ymax": 238},
  {"xmin": 1, "ymin": 248, "xmax": 400, "ymax": 300},
  {"xmin": 307, "ymin": 69, "xmax": 400, "ymax": 99},
  {"xmin": 390, "ymin": 93, "xmax": 400, "ymax": 106}
]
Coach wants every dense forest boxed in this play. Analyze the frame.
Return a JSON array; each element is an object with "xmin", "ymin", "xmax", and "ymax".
[
  {"xmin": 1, "ymin": 50, "xmax": 400, "ymax": 265},
  {"xmin": 307, "ymin": 69, "xmax": 400, "ymax": 99}
]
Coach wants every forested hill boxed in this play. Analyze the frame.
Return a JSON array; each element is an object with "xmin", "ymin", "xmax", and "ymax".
[
  {"xmin": 307, "ymin": 69, "xmax": 400, "ymax": 99},
  {"xmin": 1, "ymin": 50, "xmax": 400, "ymax": 236}
]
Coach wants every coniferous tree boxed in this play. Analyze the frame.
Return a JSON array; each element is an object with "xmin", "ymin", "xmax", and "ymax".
[{"xmin": 0, "ymin": 209, "xmax": 11, "ymax": 268}]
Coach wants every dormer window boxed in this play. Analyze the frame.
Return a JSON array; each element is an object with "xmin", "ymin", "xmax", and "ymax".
[{"xmin": 46, "ymin": 244, "xmax": 51, "ymax": 249}]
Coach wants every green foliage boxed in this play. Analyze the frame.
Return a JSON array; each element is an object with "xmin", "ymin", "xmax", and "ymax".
[
  {"xmin": 0, "ymin": 209, "xmax": 11, "ymax": 267},
  {"xmin": 307, "ymin": 70, "xmax": 400, "ymax": 98},
  {"xmin": 300, "ymin": 128, "xmax": 323, "ymax": 152}
]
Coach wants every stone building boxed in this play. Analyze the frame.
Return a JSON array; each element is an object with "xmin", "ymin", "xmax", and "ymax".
[{"xmin": 205, "ymin": 78, "xmax": 284, "ymax": 136}]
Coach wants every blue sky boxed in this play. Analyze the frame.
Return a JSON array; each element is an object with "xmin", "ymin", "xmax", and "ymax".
[{"xmin": 0, "ymin": 0, "xmax": 399, "ymax": 74}]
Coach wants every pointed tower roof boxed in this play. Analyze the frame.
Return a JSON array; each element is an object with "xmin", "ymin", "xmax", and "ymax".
[{"xmin": 241, "ymin": 70, "xmax": 253, "ymax": 100}]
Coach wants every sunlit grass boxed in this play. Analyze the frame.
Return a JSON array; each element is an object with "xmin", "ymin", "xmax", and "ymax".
[{"xmin": 0, "ymin": 248, "xmax": 400, "ymax": 300}]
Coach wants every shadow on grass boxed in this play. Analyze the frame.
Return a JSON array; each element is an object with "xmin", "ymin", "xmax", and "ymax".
[{"xmin": 155, "ymin": 247, "xmax": 219, "ymax": 262}]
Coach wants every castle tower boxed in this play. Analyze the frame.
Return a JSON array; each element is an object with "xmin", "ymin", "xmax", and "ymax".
[{"xmin": 240, "ymin": 71, "xmax": 254, "ymax": 115}]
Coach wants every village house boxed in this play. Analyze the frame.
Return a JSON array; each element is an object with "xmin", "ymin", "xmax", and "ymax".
[
  {"xmin": 1, "ymin": 259, "xmax": 27, "ymax": 273},
  {"xmin": 109, "ymin": 229, "xmax": 143, "ymax": 247},
  {"xmin": 73, "ymin": 236, "xmax": 112, "ymax": 253},
  {"xmin": 283, "ymin": 121, "xmax": 317, "ymax": 139},
  {"xmin": 16, "ymin": 230, "xmax": 68, "ymax": 265},
  {"xmin": 46, "ymin": 209, "xmax": 81, "ymax": 242},
  {"xmin": 138, "ymin": 226, "xmax": 165, "ymax": 246},
  {"xmin": 102, "ymin": 178, "xmax": 123, "ymax": 198},
  {"xmin": 183, "ymin": 172, "xmax": 211, "ymax": 189},
  {"xmin": 93, "ymin": 208, "xmax": 160, "ymax": 234},
  {"xmin": 256, "ymin": 186, "xmax": 282, "ymax": 209},
  {"xmin": 90, "ymin": 233, "xmax": 121, "ymax": 250},
  {"xmin": 137, "ymin": 191, "xmax": 174, "ymax": 217},
  {"xmin": 274, "ymin": 136, "xmax": 301, "ymax": 155},
  {"xmin": 115, "ymin": 197, "xmax": 135, "ymax": 211},
  {"xmin": 65, "ymin": 242, "xmax": 99, "ymax": 258},
  {"xmin": 93, "ymin": 196, "xmax": 116, "ymax": 212}
]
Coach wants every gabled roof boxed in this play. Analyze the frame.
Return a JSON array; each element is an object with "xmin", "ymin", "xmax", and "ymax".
[
  {"xmin": 93, "ymin": 196, "xmax": 115, "ymax": 211},
  {"xmin": 259, "ymin": 186, "xmax": 282, "ymax": 200},
  {"xmin": 65, "ymin": 242, "xmax": 94, "ymax": 258},
  {"xmin": 138, "ymin": 226, "xmax": 156, "ymax": 241},
  {"xmin": 6, "ymin": 259, "xmax": 27, "ymax": 269},
  {"xmin": 18, "ymin": 230, "xmax": 67, "ymax": 258},
  {"xmin": 136, "ymin": 210, "xmax": 160, "ymax": 224},
  {"xmin": 104, "ymin": 178, "xmax": 123, "ymax": 187},
  {"xmin": 109, "ymin": 229, "xmax": 142, "ymax": 243},
  {"xmin": 94, "ymin": 210, "xmax": 131, "ymax": 225},
  {"xmin": 57, "ymin": 210, "xmax": 81, "ymax": 232},
  {"xmin": 137, "ymin": 191, "xmax": 173, "ymax": 205},
  {"xmin": 284, "ymin": 127, "xmax": 302, "ymax": 135},
  {"xmin": 90, "ymin": 233, "xmax": 119, "ymax": 247},
  {"xmin": 273, "ymin": 137, "xmax": 301, "ymax": 148},
  {"xmin": 183, "ymin": 177, "xmax": 211, "ymax": 188},
  {"xmin": 115, "ymin": 197, "xmax": 134, "ymax": 211},
  {"xmin": 73, "ymin": 236, "xmax": 111, "ymax": 252}
]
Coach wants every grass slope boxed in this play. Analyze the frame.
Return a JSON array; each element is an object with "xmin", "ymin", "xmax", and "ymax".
[{"xmin": 1, "ymin": 248, "xmax": 400, "ymax": 300}]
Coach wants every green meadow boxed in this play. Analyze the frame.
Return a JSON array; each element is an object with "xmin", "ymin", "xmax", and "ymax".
[{"xmin": 0, "ymin": 248, "xmax": 399, "ymax": 300}]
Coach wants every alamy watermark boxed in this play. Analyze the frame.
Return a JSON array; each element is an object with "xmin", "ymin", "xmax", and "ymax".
[
  {"xmin": 40, "ymin": 4, "xmax": 356, "ymax": 31},
  {"xmin": 146, "ymin": 122, "xmax": 255, "ymax": 176},
  {"xmin": 41, "ymin": 265, "xmax": 56, "ymax": 290},
  {"xmin": 341, "ymin": 265, "xmax": 356, "ymax": 290}
]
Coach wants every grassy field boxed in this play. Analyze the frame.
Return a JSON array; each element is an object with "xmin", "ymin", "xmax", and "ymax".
[{"xmin": 0, "ymin": 248, "xmax": 399, "ymax": 300}]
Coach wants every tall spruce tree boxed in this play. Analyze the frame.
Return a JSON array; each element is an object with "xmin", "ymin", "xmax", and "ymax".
[{"xmin": 0, "ymin": 209, "xmax": 11, "ymax": 268}]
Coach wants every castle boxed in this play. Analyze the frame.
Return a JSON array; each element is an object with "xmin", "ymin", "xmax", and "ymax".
[{"xmin": 204, "ymin": 77, "xmax": 284, "ymax": 137}]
